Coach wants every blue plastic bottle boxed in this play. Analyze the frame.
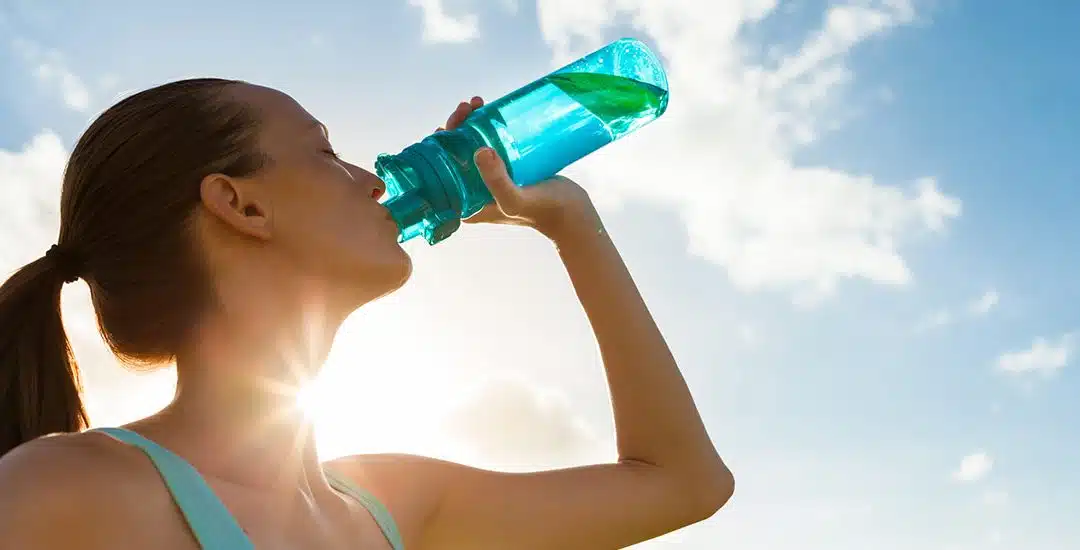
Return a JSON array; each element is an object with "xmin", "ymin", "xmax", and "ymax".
[{"xmin": 376, "ymin": 37, "xmax": 670, "ymax": 245}]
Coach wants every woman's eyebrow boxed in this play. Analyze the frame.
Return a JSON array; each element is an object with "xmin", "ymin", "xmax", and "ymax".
[{"xmin": 310, "ymin": 120, "xmax": 329, "ymax": 139}]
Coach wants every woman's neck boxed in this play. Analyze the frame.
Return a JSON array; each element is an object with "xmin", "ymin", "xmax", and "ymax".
[{"xmin": 138, "ymin": 298, "xmax": 346, "ymax": 501}]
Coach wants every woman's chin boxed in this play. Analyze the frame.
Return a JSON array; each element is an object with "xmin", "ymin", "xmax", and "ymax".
[
  {"xmin": 348, "ymin": 256, "xmax": 413, "ymax": 303},
  {"xmin": 382, "ymin": 259, "xmax": 413, "ymax": 295}
]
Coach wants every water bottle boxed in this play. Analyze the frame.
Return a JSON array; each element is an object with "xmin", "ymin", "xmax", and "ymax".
[{"xmin": 377, "ymin": 37, "xmax": 670, "ymax": 245}]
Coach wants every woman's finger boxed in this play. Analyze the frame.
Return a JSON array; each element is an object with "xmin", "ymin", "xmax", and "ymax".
[
  {"xmin": 473, "ymin": 148, "xmax": 522, "ymax": 216},
  {"xmin": 444, "ymin": 101, "xmax": 473, "ymax": 131},
  {"xmin": 463, "ymin": 203, "xmax": 535, "ymax": 228},
  {"xmin": 462, "ymin": 203, "xmax": 502, "ymax": 224}
]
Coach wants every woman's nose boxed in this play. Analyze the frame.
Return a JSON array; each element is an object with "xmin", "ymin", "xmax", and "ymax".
[
  {"xmin": 369, "ymin": 175, "xmax": 386, "ymax": 200},
  {"xmin": 348, "ymin": 164, "xmax": 385, "ymax": 200}
]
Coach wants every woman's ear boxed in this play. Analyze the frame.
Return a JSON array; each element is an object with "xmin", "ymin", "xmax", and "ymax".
[{"xmin": 199, "ymin": 173, "xmax": 273, "ymax": 241}]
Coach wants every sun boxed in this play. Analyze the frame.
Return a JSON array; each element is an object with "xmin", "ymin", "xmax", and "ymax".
[
  {"xmin": 295, "ymin": 382, "xmax": 323, "ymax": 420},
  {"xmin": 294, "ymin": 303, "xmax": 470, "ymax": 462}
]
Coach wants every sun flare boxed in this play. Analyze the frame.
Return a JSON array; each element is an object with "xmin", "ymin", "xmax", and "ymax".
[{"xmin": 293, "ymin": 300, "xmax": 472, "ymax": 462}]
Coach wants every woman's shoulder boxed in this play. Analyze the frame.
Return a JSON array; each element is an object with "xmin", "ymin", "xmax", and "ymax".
[
  {"xmin": 325, "ymin": 452, "xmax": 456, "ymax": 546},
  {"xmin": 326, "ymin": 452, "xmax": 457, "ymax": 502},
  {"xmin": 0, "ymin": 431, "xmax": 171, "ymax": 546},
  {"xmin": 0, "ymin": 431, "xmax": 125, "ymax": 492},
  {"xmin": 0, "ymin": 431, "xmax": 138, "ymax": 507}
]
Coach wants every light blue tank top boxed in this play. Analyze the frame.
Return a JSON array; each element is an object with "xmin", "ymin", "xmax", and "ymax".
[{"xmin": 92, "ymin": 427, "xmax": 405, "ymax": 550}]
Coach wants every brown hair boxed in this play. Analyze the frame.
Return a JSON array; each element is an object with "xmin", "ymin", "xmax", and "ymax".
[{"xmin": 0, "ymin": 78, "xmax": 267, "ymax": 456}]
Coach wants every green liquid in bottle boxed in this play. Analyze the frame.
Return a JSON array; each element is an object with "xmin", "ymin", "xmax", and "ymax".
[{"xmin": 544, "ymin": 72, "xmax": 669, "ymax": 138}]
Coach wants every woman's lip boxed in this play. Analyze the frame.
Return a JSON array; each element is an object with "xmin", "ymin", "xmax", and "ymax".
[{"xmin": 382, "ymin": 207, "xmax": 400, "ymax": 231}]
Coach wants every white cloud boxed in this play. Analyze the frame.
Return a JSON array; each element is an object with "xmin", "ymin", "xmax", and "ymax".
[
  {"xmin": 969, "ymin": 289, "xmax": 999, "ymax": 316},
  {"xmin": 996, "ymin": 333, "xmax": 1074, "ymax": 376},
  {"xmin": 443, "ymin": 377, "xmax": 602, "ymax": 469},
  {"xmin": 408, "ymin": 0, "xmax": 479, "ymax": 44},
  {"xmin": 915, "ymin": 289, "xmax": 999, "ymax": 332},
  {"xmin": 12, "ymin": 38, "xmax": 92, "ymax": 112},
  {"xmin": 768, "ymin": 2, "xmax": 915, "ymax": 91},
  {"xmin": 953, "ymin": 451, "xmax": 992, "ymax": 483},
  {"xmin": 0, "ymin": 131, "xmax": 68, "ymax": 270},
  {"xmin": 34, "ymin": 62, "xmax": 91, "ymax": 112},
  {"xmin": 535, "ymin": 0, "xmax": 961, "ymax": 303}
]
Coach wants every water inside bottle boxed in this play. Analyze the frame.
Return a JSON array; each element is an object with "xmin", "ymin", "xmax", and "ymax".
[{"xmin": 470, "ymin": 71, "xmax": 668, "ymax": 189}]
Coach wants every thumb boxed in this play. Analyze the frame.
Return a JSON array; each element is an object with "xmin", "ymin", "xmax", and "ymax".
[{"xmin": 473, "ymin": 148, "xmax": 522, "ymax": 214}]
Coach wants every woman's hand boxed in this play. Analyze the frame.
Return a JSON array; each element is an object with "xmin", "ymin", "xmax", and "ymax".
[{"xmin": 439, "ymin": 96, "xmax": 603, "ymax": 243}]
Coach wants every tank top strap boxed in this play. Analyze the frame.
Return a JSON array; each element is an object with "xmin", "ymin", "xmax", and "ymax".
[
  {"xmin": 90, "ymin": 427, "xmax": 255, "ymax": 549},
  {"xmin": 323, "ymin": 468, "xmax": 406, "ymax": 550}
]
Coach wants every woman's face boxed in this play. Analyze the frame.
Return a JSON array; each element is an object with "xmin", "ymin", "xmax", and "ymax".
[{"xmin": 229, "ymin": 84, "xmax": 411, "ymax": 303}]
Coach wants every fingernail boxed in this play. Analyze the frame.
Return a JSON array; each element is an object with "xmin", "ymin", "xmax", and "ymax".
[{"xmin": 475, "ymin": 148, "xmax": 495, "ymax": 164}]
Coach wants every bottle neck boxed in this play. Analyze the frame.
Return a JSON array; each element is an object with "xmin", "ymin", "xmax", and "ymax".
[
  {"xmin": 375, "ymin": 138, "xmax": 463, "ymax": 245},
  {"xmin": 382, "ymin": 189, "xmax": 429, "ymax": 243}
]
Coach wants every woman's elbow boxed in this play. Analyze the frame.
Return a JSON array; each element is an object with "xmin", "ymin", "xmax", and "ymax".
[
  {"xmin": 682, "ymin": 456, "xmax": 734, "ymax": 522},
  {"xmin": 700, "ymin": 461, "xmax": 735, "ymax": 516},
  {"xmin": 662, "ymin": 455, "xmax": 735, "ymax": 524}
]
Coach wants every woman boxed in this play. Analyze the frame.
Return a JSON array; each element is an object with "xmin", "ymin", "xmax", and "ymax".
[{"xmin": 0, "ymin": 78, "xmax": 733, "ymax": 549}]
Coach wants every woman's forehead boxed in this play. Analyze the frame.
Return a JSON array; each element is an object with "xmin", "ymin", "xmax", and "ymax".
[{"xmin": 230, "ymin": 83, "xmax": 320, "ymax": 136}]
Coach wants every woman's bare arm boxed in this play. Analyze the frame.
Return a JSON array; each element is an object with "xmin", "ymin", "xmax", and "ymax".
[{"xmin": 336, "ymin": 208, "xmax": 733, "ymax": 550}]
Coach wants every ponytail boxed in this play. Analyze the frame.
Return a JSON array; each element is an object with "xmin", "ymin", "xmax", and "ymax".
[{"xmin": 0, "ymin": 250, "xmax": 88, "ymax": 457}]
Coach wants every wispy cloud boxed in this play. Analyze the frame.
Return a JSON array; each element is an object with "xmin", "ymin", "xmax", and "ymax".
[
  {"xmin": 34, "ymin": 62, "xmax": 91, "ymax": 111},
  {"xmin": 536, "ymin": 0, "xmax": 961, "ymax": 303},
  {"xmin": 953, "ymin": 451, "xmax": 993, "ymax": 482},
  {"xmin": 443, "ymin": 377, "xmax": 601, "ymax": 469},
  {"xmin": 914, "ymin": 288, "xmax": 1000, "ymax": 332},
  {"xmin": 996, "ymin": 333, "xmax": 1074, "ymax": 376},
  {"xmin": 11, "ymin": 38, "xmax": 92, "ymax": 112},
  {"xmin": 969, "ymin": 289, "xmax": 999, "ymax": 316},
  {"xmin": 407, "ymin": 0, "xmax": 479, "ymax": 44}
]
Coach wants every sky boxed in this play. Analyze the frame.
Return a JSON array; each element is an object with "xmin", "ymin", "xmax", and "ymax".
[{"xmin": 2, "ymin": 0, "xmax": 1079, "ymax": 548}]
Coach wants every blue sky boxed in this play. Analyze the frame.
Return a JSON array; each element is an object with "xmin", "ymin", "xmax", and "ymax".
[{"xmin": 2, "ymin": 1, "xmax": 1078, "ymax": 549}]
